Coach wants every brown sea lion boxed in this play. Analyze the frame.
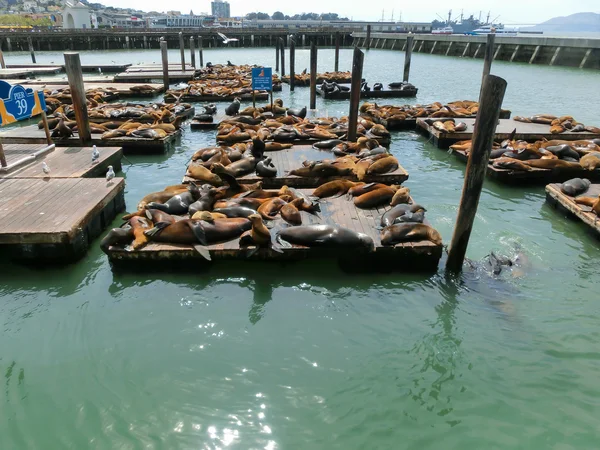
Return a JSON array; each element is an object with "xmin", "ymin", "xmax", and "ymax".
[
  {"xmin": 381, "ymin": 223, "xmax": 442, "ymax": 246},
  {"xmin": 280, "ymin": 198, "xmax": 304, "ymax": 225},
  {"xmin": 354, "ymin": 187, "xmax": 397, "ymax": 209},
  {"xmin": 186, "ymin": 164, "xmax": 223, "ymax": 186},
  {"xmin": 265, "ymin": 142, "xmax": 293, "ymax": 151},
  {"xmin": 220, "ymin": 157, "xmax": 258, "ymax": 177},
  {"xmin": 492, "ymin": 157, "xmax": 533, "ymax": 171},
  {"xmin": 390, "ymin": 187, "xmax": 411, "ymax": 206},
  {"xmin": 137, "ymin": 188, "xmax": 188, "ymax": 210},
  {"xmin": 257, "ymin": 197, "xmax": 288, "ymax": 220},
  {"xmin": 191, "ymin": 211, "xmax": 228, "ymax": 221},
  {"xmin": 580, "ymin": 152, "xmax": 600, "ymax": 171},
  {"xmin": 289, "ymin": 163, "xmax": 352, "ymax": 178},
  {"xmin": 242, "ymin": 214, "xmax": 272, "ymax": 247},
  {"xmin": 313, "ymin": 180, "xmax": 363, "ymax": 198},
  {"xmin": 347, "ymin": 182, "xmax": 389, "ymax": 197},
  {"xmin": 123, "ymin": 208, "xmax": 177, "ymax": 224},
  {"xmin": 366, "ymin": 156, "xmax": 399, "ymax": 175},
  {"xmin": 276, "ymin": 225, "xmax": 374, "ymax": 250},
  {"xmin": 233, "ymin": 189, "xmax": 281, "ymax": 199},
  {"xmin": 100, "ymin": 227, "xmax": 134, "ymax": 253},
  {"xmin": 523, "ymin": 159, "xmax": 581, "ymax": 170},
  {"xmin": 130, "ymin": 216, "xmax": 153, "ymax": 250},
  {"xmin": 574, "ymin": 195, "xmax": 600, "ymax": 216}
]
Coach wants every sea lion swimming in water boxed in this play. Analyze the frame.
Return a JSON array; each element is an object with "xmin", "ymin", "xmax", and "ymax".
[
  {"xmin": 276, "ymin": 225, "xmax": 374, "ymax": 250},
  {"xmin": 380, "ymin": 223, "xmax": 442, "ymax": 246},
  {"xmin": 560, "ymin": 178, "xmax": 591, "ymax": 196}
]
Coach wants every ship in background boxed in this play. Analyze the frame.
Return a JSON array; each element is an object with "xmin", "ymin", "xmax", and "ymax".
[{"xmin": 430, "ymin": 10, "xmax": 540, "ymax": 35}]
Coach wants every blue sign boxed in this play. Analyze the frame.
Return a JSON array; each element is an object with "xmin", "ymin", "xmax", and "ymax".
[
  {"xmin": 0, "ymin": 80, "xmax": 46, "ymax": 126},
  {"xmin": 252, "ymin": 67, "xmax": 273, "ymax": 91}
]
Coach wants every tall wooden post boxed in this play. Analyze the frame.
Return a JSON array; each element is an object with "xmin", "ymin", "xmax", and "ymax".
[
  {"xmin": 190, "ymin": 37, "xmax": 196, "ymax": 68},
  {"xmin": 160, "ymin": 40, "xmax": 169, "ymax": 92},
  {"xmin": 0, "ymin": 143, "xmax": 6, "ymax": 168},
  {"xmin": 27, "ymin": 36, "xmax": 36, "ymax": 64},
  {"xmin": 63, "ymin": 52, "xmax": 91, "ymax": 143},
  {"xmin": 280, "ymin": 38, "xmax": 285, "ymax": 77},
  {"xmin": 179, "ymin": 32, "xmax": 185, "ymax": 71},
  {"xmin": 309, "ymin": 43, "xmax": 317, "ymax": 109},
  {"xmin": 0, "ymin": 50, "xmax": 5, "ymax": 69},
  {"xmin": 334, "ymin": 32, "xmax": 340, "ymax": 72},
  {"xmin": 403, "ymin": 35, "xmax": 414, "ymax": 82},
  {"xmin": 275, "ymin": 39, "xmax": 279, "ymax": 72},
  {"xmin": 446, "ymin": 75, "xmax": 507, "ymax": 273},
  {"xmin": 198, "ymin": 36, "xmax": 203, "ymax": 67},
  {"xmin": 289, "ymin": 38, "xmax": 296, "ymax": 92},
  {"xmin": 347, "ymin": 47, "xmax": 364, "ymax": 142},
  {"xmin": 480, "ymin": 33, "xmax": 495, "ymax": 96},
  {"xmin": 366, "ymin": 25, "xmax": 371, "ymax": 50}
]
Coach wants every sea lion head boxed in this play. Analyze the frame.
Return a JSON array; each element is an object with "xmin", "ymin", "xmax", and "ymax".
[
  {"xmin": 357, "ymin": 232, "xmax": 375, "ymax": 251},
  {"xmin": 193, "ymin": 211, "xmax": 214, "ymax": 222},
  {"xmin": 187, "ymin": 182, "xmax": 201, "ymax": 200},
  {"xmin": 248, "ymin": 213, "xmax": 263, "ymax": 225}
]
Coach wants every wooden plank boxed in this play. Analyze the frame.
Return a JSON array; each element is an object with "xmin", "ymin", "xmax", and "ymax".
[
  {"xmin": 545, "ymin": 183, "xmax": 600, "ymax": 237},
  {"xmin": 317, "ymin": 87, "xmax": 418, "ymax": 100}
]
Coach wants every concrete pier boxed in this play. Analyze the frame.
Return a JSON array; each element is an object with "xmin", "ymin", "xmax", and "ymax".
[{"xmin": 351, "ymin": 32, "xmax": 600, "ymax": 69}]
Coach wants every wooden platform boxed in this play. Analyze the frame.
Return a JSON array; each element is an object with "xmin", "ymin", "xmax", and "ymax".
[
  {"xmin": 0, "ymin": 69, "xmax": 34, "ymax": 79},
  {"xmin": 317, "ymin": 87, "xmax": 419, "ymax": 100},
  {"xmin": 20, "ymin": 82, "xmax": 164, "ymax": 97},
  {"xmin": 0, "ymin": 177, "xmax": 125, "ymax": 261},
  {"xmin": 81, "ymin": 64, "xmax": 131, "ymax": 72},
  {"xmin": 365, "ymin": 111, "xmax": 512, "ymax": 131},
  {"xmin": 417, "ymin": 118, "xmax": 600, "ymax": 149},
  {"xmin": 185, "ymin": 145, "xmax": 408, "ymax": 188},
  {"xmin": 106, "ymin": 190, "xmax": 441, "ymax": 272},
  {"xmin": 2, "ymin": 147, "xmax": 123, "ymax": 179},
  {"xmin": 114, "ymin": 70, "xmax": 198, "ymax": 83},
  {"xmin": 449, "ymin": 147, "xmax": 600, "ymax": 185},
  {"xmin": 0, "ymin": 125, "xmax": 181, "ymax": 154},
  {"xmin": 546, "ymin": 183, "xmax": 600, "ymax": 239},
  {"xmin": 0, "ymin": 143, "xmax": 54, "ymax": 173},
  {"xmin": 165, "ymin": 91, "xmax": 269, "ymax": 103}
]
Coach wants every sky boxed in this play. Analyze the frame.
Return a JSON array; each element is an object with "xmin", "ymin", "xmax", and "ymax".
[{"xmin": 98, "ymin": 0, "xmax": 600, "ymax": 25}]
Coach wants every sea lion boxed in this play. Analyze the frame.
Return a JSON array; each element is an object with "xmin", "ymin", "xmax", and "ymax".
[
  {"xmin": 225, "ymin": 97, "xmax": 241, "ymax": 116},
  {"xmin": 580, "ymin": 152, "xmax": 600, "ymax": 171},
  {"xmin": 146, "ymin": 183, "xmax": 201, "ymax": 215},
  {"xmin": 137, "ymin": 188, "xmax": 188, "ymax": 210},
  {"xmin": 51, "ymin": 119, "xmax": 73, "ymax": 138},
  {"xmin": 347, "ymin": 182, "xmax": 388, "ymax": 197},
  {"xmin": 289, "ymin": 163, "xmax": 352, "ymax": 178},
  {"xmin": 366, "ymin": 156, "xmax": 399, "ymax": 175},
  {"xmin": 188, "ymin": 188, "xmax": 219, "ymax": 217},
  {"xmin": 191, "ymin": 211, "xmax": 227, "ymax": 220},
  {"xmin": 354, "ymin": 187, "xmax": 397, "ymax": 209},
  {"xmin": 287, "ymin": 106, "xmax": 307, "ymax": 118},
  {"xmin": 313, "ymin": 180, "xmax": 362, "ymax": 198},
  {"xmin": 280, "ymin": 198, "xmax": 304, "ymax": 225},
  {"xmin": 123, "ymin": 208, "xmax": 176, "ymax": 224},
  {"xmin": 130, "ymin": 216, "xmax": 153, "ymax": 250},
  {"xmin": 277, "ymin": 225, "xmax": 374, "ymax": 250},
  {"xmin": 380, "ymin": 204, "xmax": 427, "ymax": 227},
  {"xmin": 523, "ymin": 159, "xmax": 581, "ymax": 170},
  {"xmin": 561, "ymin": 178, "xmax": 591, "ymax": 196},
  {"xmin": 390, "ymin": 187, "xmax": 411, "ymax": 206},
  {"xmin": 256, "ymin": 157, "xmax": 278, "ymax": 177},
  {"xmin": 251, "ymin": 137, "xmax": 265, "ymax": 159},
  {"xmin": 221, "ymin": 157, "xmax": 258, "ymax": 177},
  {"xmin": 186, "ymin": 164, "xmax": 223, "ymax": 186},
  {"xmin": 100, "ymin": 227, "xmax": 134, "ymax": 253},
  {"xmin": 380, "ymin": 223, "xmax": 442, "ymax": 246},
  {"xmin": 214, "ymin": 197, "xmax": 267, "ymax": 210},
  {"xmin": 212, "ymin": 206, "xmax": 257, "ymax": 218},
  {"xmin": 492, "ymin": 157, "xmax": 533, "ymax": 171},
  {"xmin": 257, "ymin": 197, "xmax": 288, "ymax": 220},
  {"xmin": 545, "ymin": 144, "xmax": 580, "ymax": 160},
  {"xmin": 574, "ymin": 195, "xmax": 600, "ymax": 216},
  {"xmin": 313, "ymin": 139, "xmax": 343, "ymax": 149},
  {"xmin": 239, "ymin": 214, "xmax": 272, "ymax": 248},
  {"xmin": 265, "ymin": 142, "xmax": 293, "ymax": 151}
]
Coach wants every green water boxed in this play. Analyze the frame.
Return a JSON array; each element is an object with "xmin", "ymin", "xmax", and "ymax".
[{"xmin": 1, "ymin": 48, "xmax": 600, "ymax": 449}]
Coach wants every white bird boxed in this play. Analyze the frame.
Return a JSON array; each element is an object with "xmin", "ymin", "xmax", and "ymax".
[
  {"xmin": 217, "ymin": 32, "xmax": 239, "ymax": 45},
  {"xmin": 106, "ymin": 165, "xmax": 115, "ymax": 184},
  {"xmin": 91, "ymin": 145, "xmax": 100, "ymax": 164},
  {"xmin": 42, "ymin": 162, "xmax": 50, "ymax": 175}
]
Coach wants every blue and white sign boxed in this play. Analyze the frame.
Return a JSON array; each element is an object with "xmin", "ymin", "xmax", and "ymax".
[
  {"xmin": 252, "ymin": 67, "xmax": 273, "ymax": 91},
  {"xmin": 0, "ymin": 80, "xmax": 46, "ymax": 126}
]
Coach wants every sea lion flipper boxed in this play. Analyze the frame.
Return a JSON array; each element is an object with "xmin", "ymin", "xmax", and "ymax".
[
  {"xmin": 270, "ymin": 242, "xmax": 284, "ymax": 254},
  {"xmin": 144, "ymin": 221, "xmax": 171, "ymax": 237},
  {"xmin": 193, "ymin": 244, "xmax": 212, "ymax": 261},
  {"xmin": 189, "ymin": 221, "xmax": 208, "ymax": 246},
  {"xmin": 276, "ymin": 235, "xmax": 293, "ymax": 248},
  {"xmin": 246, "ymin": 247, "xmax": 259, "ymax": 258},
  {"xmin": 145, "ymin": 210, "xmax": 153, "ymax": 220}
]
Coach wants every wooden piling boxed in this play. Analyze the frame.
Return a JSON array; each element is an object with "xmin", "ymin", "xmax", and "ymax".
[
  {"xmin": 160, "ymin": 40, "xmax": 169, "ymax": 92},
  {"xmin": 403, "ymin": 35, "xmax": 414, "ymax": 82},
  {"xmin": 289, "ymin": 38, "xmax": 296, "ymax": 92},
  {"xmin": 309, "ymin": 43, "xmax": 317, "ymax": 109},
  {"xmin": 190, "ymin": 37, "xmax": 196, "ymax": 68},
  {"xmin": 198, "ymin": 36, "xmax": 204, "ymax": 67},
  {"xmin": 179, "ymin": 32, "xmax": 185, "ymax": 71},
  {"xmin": 347, "ymin": 47, "xmax": 365, "ymax": 142},
  {"xmin": 366, "ymin": 25, "xmax": 371, "ymax": 50},
  {"xmin": 63, "ymin": 53, "xmax": 91, "ymax": 143},
  {"xmin": 27, "ymin": 36, "xmax": 36, "ymax": 64},
  {"xmin": 40, "ymin": 111, "xmax": 52, "ymax": 145},
  {"xmin": 0, "ymin": 49, "xmax": 5, "ymax": 69},
  {"xmin": 446, "ymin": 75, "xmax": 507, "ymax": 273},
  {"xmin": 334, "ymin": 32, "xmax": 340, "ymax": 72},
  {"xmin": 481, "ymin": 33, "xmax": 495, "ymax": 91},
  {"xmin": 275, "ymin": 39, "xmax": 280, "ymax": 72},
  {"xmin": 280, "ymin": 38, "xmax": 286, "ymax": 77}
]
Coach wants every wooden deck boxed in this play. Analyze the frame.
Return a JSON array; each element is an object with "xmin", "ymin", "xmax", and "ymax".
[
  {"xmin": 317, "ymin": 87, "xmax": 419, "ymax": 100},
  {"xmin": 106, "ymin": 189, "xmax": 442, "ymax": 272},
  {"xmin": 0, "ymin": 144, "xmax": 54, "ymax": 173},
  {"xmin": 0, "ymin": 126, "xmax": 182, "ymax": 154},
  {"xmin": 546, "ymin": 183, "xmax": 600, "ymax": 239},
  {"xmin": 449, "ymin": 148, "xmax": 600, "ymax": 185},
  {"xmin": 417, "ymin": 118, "xmax": 600, "ymax": 149},
  {"xmin": 7, "ymin": 80, "xmax": 164, "ymax": 96},
  {"xmin": 114, "ymin": 70, "xmax": 198, "ymax": 83},
  {"xmin": 184, "ymin": 145, "xmax": 409, "ymax": 188},
  {"xmin": 165, "ymin": 91, "xmax": 270, "ymax": 103},
  {"xmin": 0, "ymin": 177, "xmax": 125, "ymax": 261},
  {"xmin": 365, "ymin": 111, "xmax": 512, "ymax": 131},
  {"xmin": 2, "ymin": 147, "xmax": 123, "ymax": 179}
]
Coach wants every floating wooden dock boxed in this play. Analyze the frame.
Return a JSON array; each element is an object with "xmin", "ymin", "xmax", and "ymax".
[
  {"xmin": 18, "ymin": 82, "xmax": 164, "ymax": 97},
  {"xmin": 546, "ymin": 183, "xmax": 600, "ymax": 238},
  {"xmin": 2, "ymin": 146, "xmax": 123, "ymax": 179},
  {"xmin": 317, "ymin": 87, "xmax": 419, "ymax": 100},
  {"xmin": 365, "ymin": 110, "xmax": 512, "ymax": 131},
  {"xmin": 449, "ymin": 147, "xmax": 600, "ymax": 185},
  {"xmin": 81, "ymin": 64, "xmax": 131, "ymax": 72},
  {"xmin": 114, "ymin": 70, "xmax": 198, "ymax": 83},
  {"xmin": 0, "ymin": 177, "xmax": 125, "ymax": 261},
  {"xmin": 106, "ymin": 189, "xmax": 441, "ymax": 272},
  {"xmin": 165, "ymin": 91, "xmax": 270, "ymax": 103},
  {"xmin": 0, "ymin": 143, "xmax": 54, "ymax": 173},
  {"xmin": 0, "ymin": 125, "xmax": 182, "ymax": 154},
  {"xmin": 185, "ymin": 145, "xmax": 408, "ymax": 188},
  {"xmin": 417, "ymin": 118, "xmax": 600, "ymax": 149}
]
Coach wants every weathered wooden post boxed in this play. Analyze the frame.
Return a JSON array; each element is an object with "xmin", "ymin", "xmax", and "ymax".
[
  {"xmin": 289, "ymin": 38, "xmax": 296, "ymax": 92},
  {"xmin": 190, "ymin": 37, "xmax": 196, "ymax": 68},
  {"xmin": 160, "ymin": 40, "xmax": 169, "ymax": 92},
  {"xmin": 0, "ymin": 49, "xmax": 5, "ymax": 69},
  {"xmin": 334, "ymin": 32, "xmax": 340, "ymax": 72},
  {"xmin": 309, "ymin": 43, "xmax": 317, "ymax": 109},
  {"xmin": 347, "ymin": 47, "xmax": 364, "ymax": 142},
  {"xmin": 446, "ymin": 75, "xmax": 507, "ymax": 273},
  {"xmin": 280, "ymin": 38, "xmax": 286, "ymax": 77},
  {"xmin": 275, "ymin": 39, "xmax": 280, "ymax": 72},
  {"xmin": 403, "ymin": 34, "xmax": 414, "ymax": 82},
  {"xmin": 198, "ymin": 36, "xmax": 204, "ymax": 67},
  {"xmin": 63, "ymin": 52, "xmax": 91, "ymax": 143},
  {"xmin": 366, "ymin": 25, "xmax": 371, "ymax": 50},
  {"xmin": 27, "ymin": 36, "xmax": 36, "ymax": 64},
  {"xmin": 179, "ymin": 32, "xmax": 185, "ymax": 71},
  {"xmin": 480, "ymin": 33, "xmax": 495, "ymax": 96}
]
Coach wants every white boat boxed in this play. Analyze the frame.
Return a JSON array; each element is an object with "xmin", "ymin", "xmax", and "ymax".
[
  {"xmin": 432, "ymin": 26, "xmax": 454, "ymax": 35},
  {"xmin": 467, "ymin": 25, "xmax": 518, "ymax": 36}
]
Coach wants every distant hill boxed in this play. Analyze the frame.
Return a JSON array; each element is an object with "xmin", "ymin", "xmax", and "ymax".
[{"xmin": 522, "ymin": 12, "xmax": 600, "ymax": 32}]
